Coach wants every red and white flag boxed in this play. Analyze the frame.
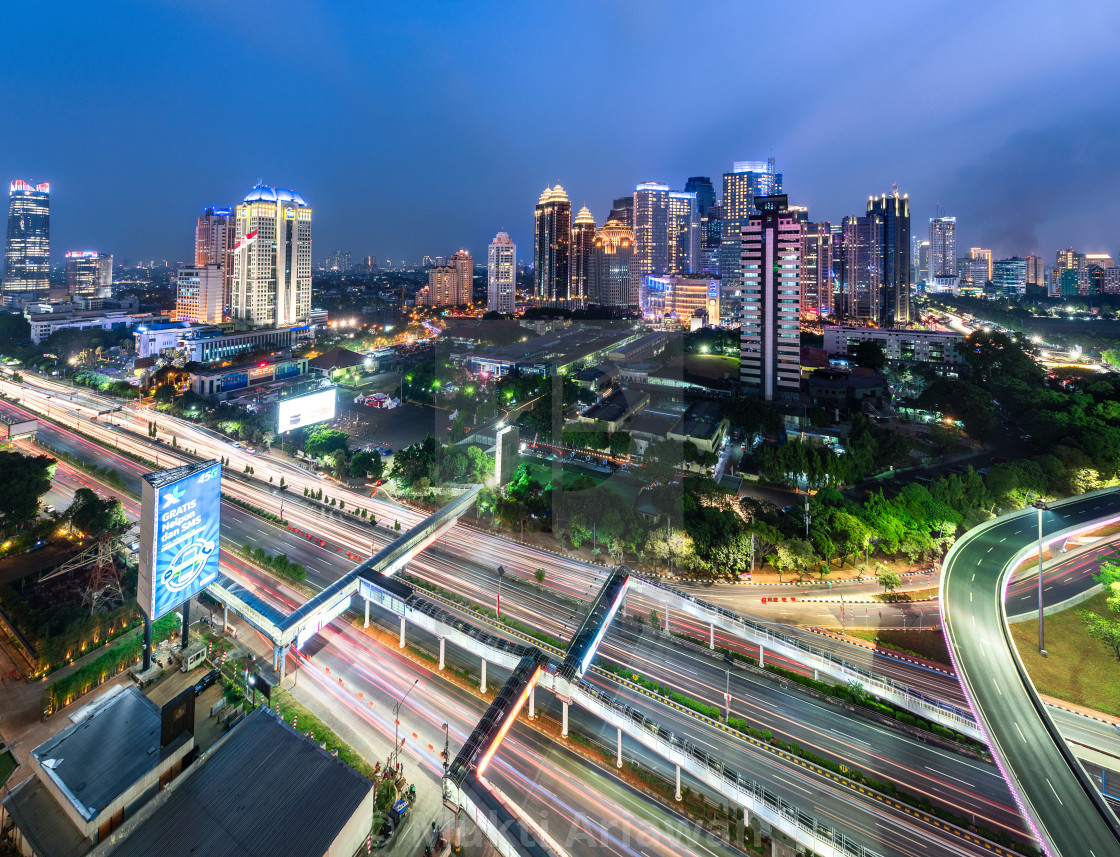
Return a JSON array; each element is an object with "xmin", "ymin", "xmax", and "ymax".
[{"xmin": 233, "ymin": 230, "xmax": 258, "ymax": 252}]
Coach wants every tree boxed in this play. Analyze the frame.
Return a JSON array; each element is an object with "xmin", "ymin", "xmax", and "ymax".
[
  {"xmin": 1080, "ymin": 609, "xmax": 1120, "ymax": 661},
  {"xmin": 0, "ymin": 452, "xmax": 56, "ymax": 531},
  {"xmin": 262, "ymin": 430, "xmax": 276, "ymax": 450},
  {"xmin": 326, "ymin": 449, "xmax": 349, "ymax": 479},
  {"xmin": 305, "ymin": 428, "xmax": 350, "ymax": 457},
  {"xmin": 1103, "ymin": 349, "xmax": 1120, "ymax": 370},
  {"xmin": 877, "ymin": 568, "xmax": 902, "ymax": 594},
  {"xmin": 609, "ymin": 432, "xmax": 634, "ymax": 456},
  {"xmin": 534, "ymin": 568, "xmax": 546, "ymax": 584},
  {"xmin": 67, "ymin": 488, "xmax": 127, "ymax": 536},
  {"xmin": 772, "ymin": 538, "xmax": 818, "ymax": 579},
  {"xmin": 852, "ymin": 340, "xmax": 887, "ymax": 372},
  {"xmin": 153, "ymin": 383, "xmax": 176, "ymax": 403},
  {"xmin": 349, "ymin": 450, "xmax": 384, "ymax": 480}
]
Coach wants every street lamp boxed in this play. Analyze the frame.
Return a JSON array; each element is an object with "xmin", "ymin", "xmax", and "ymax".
[
  {"xmin": 496, "ymin": 565, "xmax": 506, "ymax": 619},
  {"xmin": 1031, "ymin": 500, "xmax": 1050, "ymax": 656},
  {"xmin": 393, "ymin": 678, "xmax": 419, "ymax": 768}
]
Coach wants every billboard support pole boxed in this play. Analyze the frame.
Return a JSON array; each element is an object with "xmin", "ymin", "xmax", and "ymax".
[
  {"xmin": 181, "ymin": 600, "xmax": 191, "ymax": 650},
  {"xmin": 142, "ymin": 614, "xmax": 153, "ymax": 671}
]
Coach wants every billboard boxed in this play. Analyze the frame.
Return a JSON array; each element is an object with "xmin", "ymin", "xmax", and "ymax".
[
  {"xmin": 277, "ymin": 387, "xmax": 336, "ymax": 433},
  {"xmin": 138, "ymin": 461, "xmax": 222, "ymax": 620}
]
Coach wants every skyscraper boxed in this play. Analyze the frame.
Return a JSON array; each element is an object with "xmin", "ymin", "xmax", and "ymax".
[
  {"xmin": 721, "ymin": 158, "xmax": 781, "ymax": 299},
  {"xmin": 968, "ymin": 247, "xmax": 993, "ymax": 282},
  {"xmin": 992, "ymin": 258, "xmax": 1027, "ymax": 296},
  {"xmin": 3, "ymin": 180, "xmax": 50, "ymax": 302},
  {"xmin": 633, "ymin": 182, "xmax": 669, "ymax": 281},
  {"xmin": 570, "ymin": 206, "xmax": 596, "ymax": 304},
  {"xmin": 840, "ymin": 214, "xmax": 883, "ymax": 321},
  {"xmin": 65, "ymin": 251, "xmax": 113, "ymax": 299},
  {"xmin": 683, "ymin": 176, "xmax": 716, "ymax": 217},
  {"xmin": 916, "ymin": 240, "xmax": 931, "ymax": 283},
  {"xmin": 608, "ymin": 196, "xmax": 633, "ymax": 228},
  {"xmin": 195, "ymin": 206, "xmax": 234, "ymax": 318},
  {"xmin": 176, "ymin": 264, "xmax": 225, "ymax": 324},
  {"xmin": 1055, "ymin": 247, "xmax": 1084, "ymax": 272},
  {"xmin": 422, "ymin": 265, "xmax": 458, "ymax": 307},
  {"xmin": 451, "ymin": 249, "xmax": 473, "ymax": 304},
  {"xmin": 232, "ymin": 186, "xmax": 312, "ymax": 328},
  {"xmin": 487, "ymin": 232, "xmax": 516, "ymax": 314},
  {"xmin": 929, "ymin": 216, "xmax": 956, "ymax": 278},
  {"xmin": 588, "ymin": 219, "xmax": 637, "ymax": 311},
  {"xmin": 699, "ymin": 202, "xmax": 722, "ymax": 277},
  {"xmin": 667, "ymin": 191, "xmax": 698, "ymax": 275},
  {"xmin": 533, "ymin": 185, "xmax": 571, "ymax": 302},
  {"xmin": 1025, "ymin": 254, "xmax": 1045, "ymax": 289},
  {"xmin": 868, "ymin": 190, "xmax": 911, "ymax": 325},
  {"xmin": 799, "ymin": 222, "xmax": 835, "ymax": 317},
  {"xmin": 740, "ymin": 195, "xmax": 801, "ymax": 401}
]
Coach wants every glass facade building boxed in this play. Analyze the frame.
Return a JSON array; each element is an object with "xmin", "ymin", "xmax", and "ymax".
[
  {"xmin": 720, "ymin": 158, "xmax": 781, "ymax": 303},
  {"xmin": 3, "ymin": 180, "xmax": 51, "ymax": 302},
  {"xmin": 533, "ymin": 185, "xmax": 571, "ymax": 302},
  {"xmin": 633, "ymin": 182, "xmax": 669, "ymax": 281}
]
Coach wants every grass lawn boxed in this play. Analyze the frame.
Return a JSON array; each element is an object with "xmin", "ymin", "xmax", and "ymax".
[
  {"xmin": 845, "ymin": 629, "xmax": 951, "ymax": 666},
  {"xmin": 1010, "ymin": 589, "xmax": 1120, "ymax": 718},
  {"xmin": 519, "ymin": 457, "xmax": 642, "ymax": 505}
]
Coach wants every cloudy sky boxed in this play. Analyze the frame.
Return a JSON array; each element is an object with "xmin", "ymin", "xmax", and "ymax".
[{"xmin": 3, "ymin": 0, "xmax": 1118, "ymax": 266}]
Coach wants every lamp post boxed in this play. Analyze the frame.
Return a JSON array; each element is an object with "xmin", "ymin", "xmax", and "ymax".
[
  {"xmin": 1032, "ymin": 500, "xmax": 1050, "ymax": 656},
  {"xmin": 393, "ymin": 678, "xmax": 419, "ymax": 768},
  {"xmin": 496, "ymin": 565, "xmax": 506, "ymax": 619}
]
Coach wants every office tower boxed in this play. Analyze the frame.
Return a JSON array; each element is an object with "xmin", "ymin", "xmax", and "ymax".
[
  {"xmin": 1102, "ymin": 268, "xmax": 1120, "ymax": 294},
  {"xmin": 487, "ymin": 232, "xmax": 516, "ymax": 314},
  {"xmin": 968, "ymin": 248, "xmax": 993, "ymax": 282},
  {"xmin": 176, "ymin": 264, "xmax": 225, "ymax": 323},
  {"xmin": 232, "ymin": 185, "xmax": 312, "ymax": 327},
  {"xmin": 65, "ymin": 251, "xmax": 113, "ymax": 299},
  {"xmin": 721, "ymin": 158, "xmax": 782, "ymax": 298},
  {"xmin": 993, "ymin": 258, "xmax": 1028, "ymax": 296},
  {"xmin": 916, "ymin": 241, "xmax": 931, "ymax": 282},
  {"xmin": 2, "ymin": 180, "xmax": 51, "ymax": 302},
  {"xmin": 699, "ymin": 202, "xmax": 722, "ymax": 276},
  {"xmin": 929, "ymin": 216, "xmax": 956, "ymax": 278},
  {"xmin": 840, "ymin": 214, "xmax": 883, "ymax": 321},
  {"xmin": 740, "ymin": 195, "xmax": 800, "ymax": 401},
  {"xmin": 451, "ymin": 249, "xmax": 473, "ymax": 304},
  {"xmin": 684, "ymin": 176, "xmax": 716, "ymax": 217},
  {"xmin": 1084, "ymin": 253, "xmax": 1115, "ymax": 269},
  {"xmin": 570, "ymin": 206, "xmax": 596, "ymax": 303},
  {"xmin": 608, "ymin": 196, "xmax": 634, "ymax": 228},
  {"xmin": 1055, "ymin": 248, "xmax": 1084, "ymax": 272},
  {"xmin": 633, "ymin": 182, "xmax": 670, "ymax": 280},
  {"xmin": 1059, "ymin": 267, "xmax": 1089, "ymax": 297},
  {"xmin": 666, "ymin": 191, "xmax": 698, "ymax": 275},
  {"xmin": 799, "ymin": 222, "xmax": 835, "ymax": 317},
  {"xmin": 195, "ymin": 207, "xmax": 235, "ymax": 267},
  {"xmin": 868, "ymin": 190, "xmax": 911, "ymax": 325},
  {"xmin": 588, "ymin": 219, "xmax": 637, "ymax": 310},
  {"xmin": 533, "ymin": 185, "xmax": 571, "ymax": 301}
]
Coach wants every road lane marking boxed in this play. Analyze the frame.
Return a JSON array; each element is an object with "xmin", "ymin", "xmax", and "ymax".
[
  {"xmin": 1014, "ymin": 722, "xmax": 1026, "ymax": 742},
  {"xmin": 993, "ymin": 678, "xmax": 1001, "ymax": 695},
  {"xmin": 1046, "ymin": 777, "xmax": 1064, "ymax": 806},
  {"xmin": 923, "ymin": 765, "xmax": 974, "ymax": 788},
  {"xmin": 772, "ymin": 774, "xmax": 812, "ymax": 795}
]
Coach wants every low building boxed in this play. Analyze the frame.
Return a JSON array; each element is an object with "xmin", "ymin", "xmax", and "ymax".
[
  {"xmin": 25, "ymin": 310, "xmax": 157, "ymax": 345},
  {"xmin": 640, "ymin": 276, "xmax": 719, "ymax": 327},
  {"xmin": 808, "ymin": 367, "xmax": 888, "ymax": 409},
  {"xmin": 189, "ymin": 356, "xmax": 309, "ymax": 400},
  {"xmin": 666, "ymin": 399, "xmax": 729, "ymax": 453},
  {"xmin": 134, "ymin": 322, "xmax": 194, "ymax": 359},
  {"xmin": 573, "ymin": 365, "xmax": 618, "ymax": 393},
  {"xmin": 575, "ymin": 388, "xmax": 649, "ymax": 433},
  {"xmin": 822, "ymin": 325, "xmax": 963, "ymax": 365},
  {"xmin": 308, "ymin": 346, "xmax": 367, "ymax": 379},
  {"xmin": 607, "ymin": 332, "xmax": 669, "ymax": 363},
  {"xmin": 182, "ymin": 325, "xmax": 305, "ymax": 363}
]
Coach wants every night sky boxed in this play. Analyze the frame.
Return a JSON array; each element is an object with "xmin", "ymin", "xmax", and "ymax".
[{"xmin": 3, "ymin": 1, "xmax": 1118, "ymax": 266}]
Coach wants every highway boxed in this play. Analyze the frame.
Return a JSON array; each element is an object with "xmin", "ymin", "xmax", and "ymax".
[{"xmin": 942, "ymin": 490, "xmax": 1120, "ymax": 857}]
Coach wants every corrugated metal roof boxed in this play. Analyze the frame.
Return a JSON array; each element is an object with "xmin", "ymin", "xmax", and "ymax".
[{"xmin": 109, "ymin": 707, "xmax": 372, "ymax": 857}]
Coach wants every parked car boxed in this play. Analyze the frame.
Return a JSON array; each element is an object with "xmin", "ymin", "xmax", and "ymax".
[
  {"xmin": 128, "ymin": 540, "xmax": 140, "ymax": 552},
  {"xmin": 193, "ymin": 668, "xmax": 221, "ymax": 695}
]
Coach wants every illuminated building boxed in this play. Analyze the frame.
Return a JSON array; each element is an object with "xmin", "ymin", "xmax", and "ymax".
[
  {"xmin": 640, "ymin": 275, "xmax": 719, "ymax": 325},
  {"xmin": 992, "ymin": 257, "xmax": 1027, "ymax": 295},
  {"xmin": 720, "ymin": 158, "xmax": 781, "ymax": 296},
  {"xmin": 451, "ymin": 249, "xmax": 473, "ymax": 304},
  {"xmin": 570, "ymin": 206, "xmax": 596, "ymax": 304},
  {"xmin": 1059, "ymin": 267, "xmax": 1088, "ymax": 297},
  {"xmin": 1103, "ymin": 268, "xmax": 1120, "ymax": 294},
  {"xmin": 533, "ymin": 185, "xmax": 571, "ymax": 301},
  {"xmin": 915, "ymin": 240, "xmax": 931, "ymax": 283},
  {"xmin": 799, "ymin": 222, "xmax": 835, "ymax": 317},
  {"xmin": 1084, "ymin": 252, "xmax": 1115, "ymax": 269},
  {"xmin": 608, "ymin": 196, "xmax": 633, "ymax": 228},
  {"xmin": 684, "ymin": 176, "xmax": 716, "ymax": 217},
  {"xmin": 3, "ymin": 180, "xmax": 50, "ymax": 302},
  {"xmin": 1055, "ymin": 247, "xmax": 1084, "ymax": 271},
  {"xmin": 740, "ymin": 195, "xmax": 801, "ymax": 401},
  {"xmin": 588, "ymin": 219, "xmax": 637, "ymax": 310},
  {"xmin": 487, "ymin": 232, "xmax": 516, "ymax": 314},
  {"xmin": 633, "ymin": 181, "xmax": 669, "ymax": 280},
  {"xmin": 232, "ymin": 186, "xmax": 312, "ymax": 327},
  {"xmin": 175, "ymin": 264, "xmax": 224, "ymax": 324},
  {"xmin": 840, "ymin": 213, "xmax": 882, "ymax": 321},
  {"xmin": 667, "ymin": 191, "xmax": 698, "ymax": 275},
  {"xmin": 1026, "ymin": 254, "xmax": 1044, "ymax": 289},
  {"xmin": 421, "ymin": 253, "xmax": 471, "ymax": 307},
  {"xmin": 968, "ymin": 247, "xmax": 993, "ymax": 282},
  {"xmin": 868, "ymin": 189, "xmax": 911, "ymax": 325},
  {"xmin": 195, "ymin": 206, "xmax": 234, "ymax": 317},
  {"xmin": 699, "ymin": 202, "xmax": 722, "ymax": 276},
  {"xmin": 929, "ymin": 216, "xmax": 956, "ymax": 278},
  {"xmin": 65, "ymin": 251, "xmax": 113, "ymax": 299}
]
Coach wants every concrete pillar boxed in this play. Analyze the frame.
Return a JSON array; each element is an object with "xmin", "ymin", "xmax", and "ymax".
[
  {"xmin": 439, "ymin": 637, "xmax": 446, "ymax": 671},
  {"xmin": 181, "ymin": 600, "xmax": 191, "ymax": 650},
  {"xmin": 528, "ymin": 686, "xmax": 535, "ymax": 719},
  {"xmin": 709, "ymin": 623, "xmax": 714, "ymax": 650},
  {"xmin": 223, "ymin": 605, "xmax": 228, "ymax": 635},
  {"xmin": 399, "ymin": 615, "xmax": 406, "ymax": 649},
  {"xmin": 616, "ymin": 727, "xmax": 623, "ymax": 768},
  {"xmin": 664, "ymin": 603, "xmax": 670, "ymax": 633},
  {"xmin": 675, "ymin": 765, "xmax": 682, "ymax": 801},
  {"xmin": 142, "ymin": 614, "xmax": 152, "ymax": 671},
  {"xmin": 759, "ymin": 644, "xmax": 764, "ymax": 668},
  {"xmin": 813, "ymin": 668, "xmax": 818, "ymax": 682},
  {"xmin": 561, "ymin": 701, "xmax": 569, "ymax": 738},
  {"xmin": 278, "ymin": 644, "xmax": 289, "ymax": 680},
  {"xmin": 364, "ymin": 597, "xmax": 370, "ymax": 628},
  {"xmin": 480, "ymin": 658, "xmax": 487, "ymax": 693}
]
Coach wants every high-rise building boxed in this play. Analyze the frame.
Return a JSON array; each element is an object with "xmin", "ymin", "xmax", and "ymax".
[
  {"xmin": 232, "ymin": 186, "xmax": 312, "ymax": 327},
  {"xmin": 917, "ymin": 241, "xmax": 931, "ymax": 283},
  {"xmin": 683, "ymin": 177, "xmax": 716, "ymax": 217},
  {"xmin": 3, "ymin": 180, "xmax": 50, "ymax": 302},
  {"xmin": 992, "ymin": 257, "xmax": 1027, "ymax": 296},
  {"xmin": 65, "ymin": 251, "xmax": 113, "ymax": 299},
  {"xmin": 1084, "ymin": 253, "xmax": 1115, "ymax": 269},
  {"xmin": 322, "ymin": 250, "xmax": 353, "ymax": 272},
  {"xmin": 968, "ymin": 248, "xmax": 993, "ymax": 282},
  {"xmin": 699, "ymin": 202, "xmax": 722, "ymax": 277},
  {"xmin": 1026, "ymin": 254, "xmax": 1045, "ymax": 289},
  {"xmin": 633, "ymin": 182, "xmax": 669, "ymax": 281},
  {"xmin": 487, "ymin": 232, "xmax": 516, "ymax": 314},
  {"xmin": 533, "ymin": 185, "xmax": 571, "ymax": 301},
  {"xmin": 799, "ymin": 222, "xmax": 835, "ymax": 317},
  {"xmin": 176, "ymin": 264, "xmax": 225, "ymax": 324},
  {"xmin": 422, "ymin": 265, "xmax": 457, "ymax": 307},
  {"xmin": 840, "ymin": 214, "xmax": 883, "ymax": 321},
  {"xmin": 588, "ymin": 219, "xmax": 637, "ymax": 311},
  {"xmin": 1055, "ymin": 248, "xmax": 1084, "ymax": 272},
  {"xmin": 721, "ymin": 158, "xmax": 782, "ymax": 299},
  {"xmin": 195, "ymin": 207, "xmax": 235, "ymax": 267},
  {"xmin": 570, "ymin": 206, "xmax": 596, "ymax": 304},
  {"xmin": 451, "ymin": 249, "xmax": 473, "ymax": 305},
  {"xmin": 740, "ymin": 195, "xmax": 800, "ymax": 401},
  {"xmin": 868, "ymin": 190, "xmax": 911, "ymax": 325},
  {"xmin": 666, "ymin": 191, "xmax": 698, "ymax": 275},
  {"xmin": 1102, "ymin": 268, "xmax": 1120, "ymax": 294},
  {"xmin": 608, "ymin": 196, "xmax": 633, "ymax": 228},
  {"xmin": 929, "ymin": 216, "xmax": 956, "ymax": 278}
]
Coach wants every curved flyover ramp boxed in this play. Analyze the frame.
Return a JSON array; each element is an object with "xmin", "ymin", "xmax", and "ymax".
[{"xmin": 941, "ymin": 487, "xmax": 1120, "ymax": 857}]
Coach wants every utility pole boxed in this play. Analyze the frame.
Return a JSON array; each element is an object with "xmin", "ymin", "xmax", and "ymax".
[
  {"xmin": 803, "ymin": 493, "xmax": 811, "ymax": 539},
  {"xmin": 393, "ymin": 679, "xmax": 419, "ymax": 768}
]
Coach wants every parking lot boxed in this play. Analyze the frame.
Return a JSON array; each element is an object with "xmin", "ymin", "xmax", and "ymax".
[{"xmin": 330, "ymin": 401, "xmax": 454, "ymax": 453}]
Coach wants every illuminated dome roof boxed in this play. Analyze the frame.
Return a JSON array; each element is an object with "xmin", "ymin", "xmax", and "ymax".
[
  {"xmin": 537, "ymin": 185, "xmax": 569, "ymax": 205},
  {"xmin": 574, "ymin": 205, "xmax": 595, "ymax": 226},
  {"xmin": 492, "ymin": 231, "xmax": 513, "ymax": 244},
  {"xmin": 243, "ymin": 185, "xmax": 308, "ymax": 206}
]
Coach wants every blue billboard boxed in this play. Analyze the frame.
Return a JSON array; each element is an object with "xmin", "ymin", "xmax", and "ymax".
[{"xmin": 138, "ymin": 461, "xmax": 222, "ymax": 620}]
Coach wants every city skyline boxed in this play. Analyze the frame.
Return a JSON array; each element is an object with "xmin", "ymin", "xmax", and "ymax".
[{"xmin": 2, "ymin": 3, "xmax": 1119, "ymax": 265}]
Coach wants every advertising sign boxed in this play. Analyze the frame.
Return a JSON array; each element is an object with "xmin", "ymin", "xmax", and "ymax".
[
  {"xmin": 277, "ymin": 387, "xmax": 336, "ymax": 433},
  {"xmin": 138, "ymin": 461, "xmax": 221, "ymax": 620}
]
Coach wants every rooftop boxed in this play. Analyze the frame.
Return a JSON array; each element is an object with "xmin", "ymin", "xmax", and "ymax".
[
  {"xmin": 243, "ymin": 186, "xmax": 308, "ymax": 206},
  {"xmin": 670, "ymin": 399, "xmax": 725, "ymax": 441}
]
